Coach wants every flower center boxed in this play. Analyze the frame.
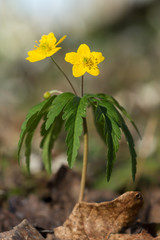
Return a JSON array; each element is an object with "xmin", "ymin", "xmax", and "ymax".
[
  {"xmin": 83, "ymin": 57, "xmax": 94, "ymax": 69},
  {"xmin": 40, "ymin": 42, "xmax": 52, "ymax": 52}
]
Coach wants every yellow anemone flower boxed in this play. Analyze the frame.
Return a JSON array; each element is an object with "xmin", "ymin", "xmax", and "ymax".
[
  {"xmin": 65, "ymin": 44, "xmax": 105, "ymax": 77},
  {"xmin": 26, "ymin": 33, "xmax": 67, "ymax": 62}
]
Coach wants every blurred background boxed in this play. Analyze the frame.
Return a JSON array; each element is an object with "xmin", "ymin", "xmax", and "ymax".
[{"xmin": 0, "ymin": 0, "xmax": 160, "ymax": 195}]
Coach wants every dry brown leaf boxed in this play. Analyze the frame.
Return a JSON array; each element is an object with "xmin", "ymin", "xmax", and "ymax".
[
  {"xmin": 109, "ymin": 230, "xmax": 160, "ymax": 239},
  {"xmin": 0, "ymin": 219, "xmax": 45, "ymax": 240},
  {"xmin": 54, "ymin": 191, "xmax": 143, "ymax": 240}
]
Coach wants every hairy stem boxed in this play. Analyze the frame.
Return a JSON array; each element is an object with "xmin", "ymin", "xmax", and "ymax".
[
  {"xmin": 50, "ymin": 56, "xmax": 77, "ymax": 96},
  {"xmin": 79, "ymin": 118, "xmax": 88, "ymax": 202}
]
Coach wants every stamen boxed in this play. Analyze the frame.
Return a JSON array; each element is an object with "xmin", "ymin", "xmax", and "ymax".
[{"xmin": 83, "ymin": 57, "xmax": 94, "ymax": 69}]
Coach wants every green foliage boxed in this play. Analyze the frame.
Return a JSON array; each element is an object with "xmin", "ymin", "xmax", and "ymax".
[
  {"xmin": 18, "ymin": 93, "xmax": 139, "ymax": 180},
  {"xmin": 62, "ymin": 95, "xmax": 89, "ymax": 167},
  {"xmin": 93, "ymin": 105, "xmax": 120, "ymax": 180},
  {"xmin": 40, "ymin": 114, "xmax": 63, "ymax": 173},
  {"xmin": 46, "ymin": 92, "xmax": 74, "ymax": 130},
  {"xmin": 91, "ymin": 94, "xmax": 138, "ymax": 181},
  {"xmin": 97, "ymin": 94, "xmax": 141, "ymax": 138},
  {"xmin": 18, "ymin": 95, "xmax": 56, "ymax": 172}
]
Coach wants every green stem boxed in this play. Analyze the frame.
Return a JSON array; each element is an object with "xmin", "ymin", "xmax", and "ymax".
[
  {"xmin": 81, "ymin": 75, "xmax": 84, "ymax": 97},
  {"xmin": 79, "ymin": 118, "xmax": 88, "ymax": 202},
  {"xmin": 78, "ymin": 75, "xmax": 88, "ymax": 202},
  {"xmin": 50, "ymin": 56, "xmax": 77, "ymax": 96}
]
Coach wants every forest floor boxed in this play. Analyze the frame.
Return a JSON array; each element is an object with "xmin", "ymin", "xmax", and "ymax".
[{"xmin": 0, "ymin": 165, "xmax": 160, "ymax": 239}]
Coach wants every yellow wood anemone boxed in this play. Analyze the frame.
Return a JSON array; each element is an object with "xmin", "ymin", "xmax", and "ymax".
[
  {"xmin": 26, "ymin": 33, "xmax": 66, "ymax": 62},
  {"xmin": 65, "ymin": 44, "xmax": 105, "ymax": 77}
]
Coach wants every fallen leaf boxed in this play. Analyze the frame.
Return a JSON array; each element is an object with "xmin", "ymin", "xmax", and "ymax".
[
  {"xmin": 0, "ymin": 219, "xmax": 45, "ymax": 240},
  {"xmin": 109, "ymin": 230, "xmax": 160, "ymax": 239},
  {"xmin": 54, "ymin": 191, "xmax": 143, "ymax": 240}
]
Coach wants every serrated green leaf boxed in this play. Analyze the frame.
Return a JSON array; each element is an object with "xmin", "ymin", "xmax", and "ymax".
[
  {"xmin": 120, "ymin": 119, "xmax": 137, "ymax": 181},
  {"xmin": 92, "ymin": 100, "xmax": 121, "ymax": 153},
  {"xmin": 97, "ymin": 93, "xmax": 141, "ymax": 138},
  {"xmin": 40, "ymin": 116, "xmax": 47, "ymax": 141},
  {"xmin": 89, "ymin": 94, "xmax": 137, "ymax": 181},
  {"xmin": 18, "ymin": 102, "xmax": 45, "ymax": 161},
  {"xmin": 41, "ymin": 114, "xmax": 63, "ymax": 173},
  {"xmin": 24, "ymin": 115, "xmax": 42, "ymax": 173},
  {"xmin": 63, "ymin": 95, "xmax": 89, "ymax": 168},
  {"xmin": 93, "ymin": 104, "xmax": 116, "ymax": 180},
  {"xmin": 98, "ymin": 99, "xmax": 137, "ymax": 181},
  {"xmin": 98, "ymin": 100, "xmax": 121, "ymax": 152},
  {"xmin": 100, "ymin": 100, "xmax": 137, "ymax": 181},
  {"xmin": 92, "ymin": 105, "xmax": 106, "ymax": 142},
  {"xmin": 24, "ymin": 132, "xmax": 34, "ymax": 174},
  {"xmin": 18, "ymin": 95, "xmax": 55, "ymax": 168},
  {"xmin": 46, "ymin": 92, "xmax": 74, "ymax": 130},
  {"xmin": 105, "ymin": 115, "xmax": 115, "ymax": 181}
]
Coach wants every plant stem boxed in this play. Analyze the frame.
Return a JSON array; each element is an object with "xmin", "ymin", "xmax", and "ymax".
[
  {"xmin": 78, "ymin": 75, "xmax": 88, "ymax": 201},
  {"xmin": 50, "ymin": 56, "xmax": 77, "ymax": 96},
  {"xmin": 79, "ymin": 118, "xmax": 88, "ymax": 202},
  {"xmin": 81, "ymin": 75, "xmax": 84, "ymax": 97}
]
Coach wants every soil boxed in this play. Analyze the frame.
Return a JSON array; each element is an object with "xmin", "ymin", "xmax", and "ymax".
[{"xmin": 0, "ymin": 165, "xmax": 160, "ymax": 239}]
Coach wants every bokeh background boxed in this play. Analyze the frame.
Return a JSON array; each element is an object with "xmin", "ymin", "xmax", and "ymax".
[{"xmin": 0, "ymin": 0, "xmax": 160, "ymax": 194}]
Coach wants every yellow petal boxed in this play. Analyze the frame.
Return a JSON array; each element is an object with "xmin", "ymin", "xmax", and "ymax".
[
  {"xmin": 45, "ymin": 47, "xmax": 61, "ymax": 57},
  {"xmin": 72, "ymin": 64, "xmax": 86, "ymax": 77},
  {"xmin": 92, "ymin": 52, "xmax": 105, "ymax": 64},
  {"xmin": 48, "ymin": 32, "xmax": 56, "ymax": 39},
  {"xmin": 77, "ymin": 44, "xmax": 91, "ymax": 57},
  {"xmin": 87, "ymin": 66, "xmax": 100, "ymax": 76},
  {"xmin": 26, "ymin": 32, "xmax": 65, "ymax": 62},
  {"xmin": 41, "ymin": 33, "xmax": 56, "ymax": 45},
  {"xmin": 65, "ymin": 52, "xmax": 80, "ymax": 64},
  {"xmin": 56, "ymin": 35, "xmax": 67, "ymax": 46},
  {"xmin": 26, "ymin": 49, "xmax": 46, "ymax": 62}
]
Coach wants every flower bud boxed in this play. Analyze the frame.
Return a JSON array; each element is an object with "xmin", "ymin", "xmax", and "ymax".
[{"xmin": 43, "ymin": 91, "xmax": 51, "ymax": 99}]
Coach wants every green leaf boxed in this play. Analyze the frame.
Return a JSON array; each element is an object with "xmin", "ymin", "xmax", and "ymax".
[
  {"xmin": 42, "ymin": 130, "xmax": 53, "ymax": 173},
  {"xmin": 93, "ymin": 104, "xmax": 116, "ymax": 180},
  {"xmin": 97, "ymin": 98, "xmax": 137, "ymax": 181},
  {"xmin": 105, "ymin": 115, "xmax": 115, "ymax": 181},
  {"xmin": 46, "ymin": 92, "xmax": 74, "ymax": 130},
  {"xmin": 40, "ymin": 116, "xmax": 48, "ymax": 145},
  {"xmin": 62, "ymin": 95, "xmax": 89, "ymax": 168},
  {"xmin": 24, "ymin": 115, "xmax": 43, "ymax": 173},
  {"xmin": 91, "ymin": 95, "xmax": 137, "ymax": 181},
  {"xmin": 18, "ymin": 102, "xmax": 44, "ymax": 161},
  {"xmin": 24, "ymin": 132, "xmax": 34, "ymax": 174},
  {"xmin": 98, "ymin": 100, "xmax": 121, "ymax": 151},
  {"xmin": 92, "ymin": 100, "xmax": 121, "ymax": 153},
  {"xmin": 97, "ymin": 93, "xmax": 141, "ymax": 138},
  {"xmin": 120, "ymin": 119, "xmax": 137, "ymax": 181},
  {"xmin": 18, "ymin": 95, "xmax": 55, "ymax": 167},
  {"xmin": 92, "ymin": 104, "xmax": 106, "ymax": 142},
  {"xmin": 40, "ymin": 114, "xmax": 63, "ymax": 173}
]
